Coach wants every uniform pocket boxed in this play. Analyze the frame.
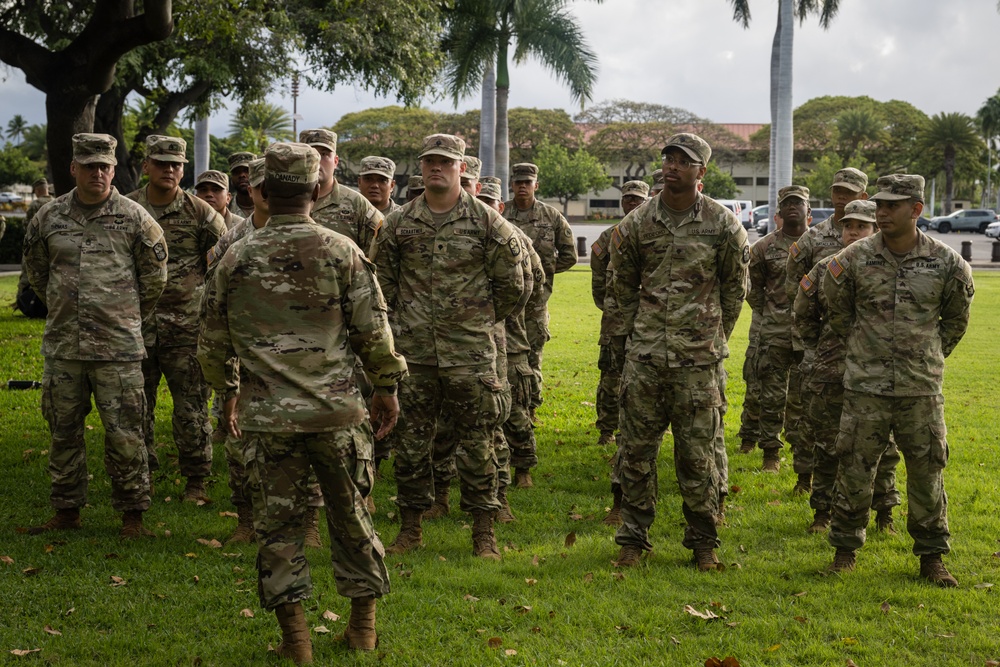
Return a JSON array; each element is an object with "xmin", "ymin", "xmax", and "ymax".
[
  {"xmin": 834, "ymin": 413, "xmax": 857, "ymax": 458},
  {"xmin": 928, "ymin": 422, "xmax": 949, "ymax": 470}
]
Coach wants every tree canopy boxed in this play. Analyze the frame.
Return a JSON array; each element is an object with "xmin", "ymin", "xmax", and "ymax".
[{"xmin": 533, "ymin": 140, "xmax": 609, "ymax": 215}]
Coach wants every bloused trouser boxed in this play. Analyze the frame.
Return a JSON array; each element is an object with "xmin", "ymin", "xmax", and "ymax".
[{"xmin": 143, "ymin": 344, "xmax": 212, "ymax": 477}]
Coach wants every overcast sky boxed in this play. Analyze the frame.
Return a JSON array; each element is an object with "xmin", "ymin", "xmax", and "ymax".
[{"xmin": 2, "ymin": 0, "xmax": 999, "ymax": 133}]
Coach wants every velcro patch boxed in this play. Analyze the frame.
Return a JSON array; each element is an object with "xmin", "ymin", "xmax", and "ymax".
[
  {"xmin": 153, "ymin": 242, "xmax": 167, "ymax": 262},
  {"xmin": 799, "ymin": 273, "xmax": 814, "ymax": 293},
  {"xmin": 591, "ymin": 239, "xmax": 605, "ymax": 257},
  {"xmin": 508, "ymin": 238, "xmax": 521, "ymax": 257},
  {"xmin": 611, "ymin": 227, "xmax": 623, "ymax": 249},
  {"xmin": 789, "ymin": 241, "xmax": 801, "ymax": 258},
  {"xmin": 828, "ymin": 256, "xmax": 845, "ymax": 279}
]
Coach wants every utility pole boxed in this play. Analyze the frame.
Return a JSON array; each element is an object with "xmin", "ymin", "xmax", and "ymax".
[{"xmin": 291, "ymin": 72, "xmax": 302, "ymax": 138}]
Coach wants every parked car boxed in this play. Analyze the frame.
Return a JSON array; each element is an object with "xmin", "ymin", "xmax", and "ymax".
[
  {"xmin": 0, "ymin": 192, "xmax": 24, "ymax": 203},
  {"xmin": 714, "ymin": 200, "xmax": 745, "ymax": 227},
  {"xmin": 917, "ymin": 217, "xmax": 933, "ymax": 231},
  {"xmin": 751, "ymin": 204, "xmax": 769, "ymax": 225},
  {"xmin": 928, "ymin": 209, "xmax": 998, "ymax": 233},
  {"xmin": 986, "ymin": 221, "xmax": 1000, "ymax": 239},
  {"xmin": 811, "ymin": 208, "xmax": 835, "ymax": 222}
]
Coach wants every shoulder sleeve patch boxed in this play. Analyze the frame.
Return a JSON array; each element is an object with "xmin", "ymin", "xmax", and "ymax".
[
  {"xmin": 828, "ymin": 255, "xmax": 845, "ymax": 279},
  {"xmin": 611, "ymin": 227, "xmax": 623, "ymax": 249},
  {"xmin": 799, "ymin": 273, "xmax": 814, "ymax": 293},
  {"xmin": 789, "ymin": 241, "xmax": 801, "ymax": 258},
  {"xmin": 742, "ymin": 245, "xmax": 750, "ymax": 264},
  {"xmin": 591, "ymin": 239, "xmax": 605, "ymax": 258}
]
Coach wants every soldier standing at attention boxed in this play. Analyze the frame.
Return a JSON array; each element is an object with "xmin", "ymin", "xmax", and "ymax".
[
  {"xmin": 23, "ymin": 133, "xmax": 167, "ymax": 538},
  {"xmin": 823, "ymin": 175, "xmax": 973, "ymax": 586},
  {"xmin": 128, "ymin": 135, "xmax": 226, "ymax": 503},
  {"xmin": 16, "ymin": 179, "xmax": 55, "ymax": 317},
  {"xmin": 747, "ymin": 186, "xmax": 810, "ymax": 476},
  {"xmin": 195, "ymin": 170, "xmax": 244, "ymax": 231},
  {"xmin": 358, "ymin": 156, "xmax": 400, "ymax": 216},
  {"xmin": 503, "ymin": 162, "xmax": 577, "ymax": 486},
  {"xmin": 462, "ymin": 156, "xmax": 483, "ymax": 196},
  {"xmin": 24, "ymin": 178, "xmax": 53, "ymax": 220},
  {"xmin": 405, "ymin": 175, "xmax": 425, "ymax": 202},
  {"xmin": 228, "ymin": 151, "xmax": 256, "ymax": 218},
  {"xmin": 298, "ymin": 129, "xmax": 384, "ymax": 257},
  {"xmin": 200, "ymin": 143, "xmax": 405, "ymax": 661},
  {"xmin": 373, "ymin": 134, "xmax": 527, "ymax": 559},
  {"xmin": 610, "ymin": 133, "xmax": 749, "ymax": 570}
]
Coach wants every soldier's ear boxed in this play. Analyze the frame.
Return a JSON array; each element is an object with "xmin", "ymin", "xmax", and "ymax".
[{"xmin": 912, "ymin": 200, "xmax": 924, "ymax": 219}]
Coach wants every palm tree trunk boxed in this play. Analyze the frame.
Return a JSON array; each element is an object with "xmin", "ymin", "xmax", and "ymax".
[
  {"xmin": 494, "ymin": 43, "xmax": 511, "ymax": 200},
  {"xmin": 774, "ymin": 0, "xmax": 795, "ymax": 219},
  {"xmin": 944, "ymin": 146, "xmax": 955, "ymax": 214},
  {"xmin": 767, "ymin": 8, "xmax": 781, "ymax": 232},
  {"xmin": 479, "ymin": 64, "xmax": 496, "ymax": 179}
]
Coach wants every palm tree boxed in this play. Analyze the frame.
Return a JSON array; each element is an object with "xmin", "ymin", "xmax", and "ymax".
[
  {"xmin": 442, "ymin": 0, "xmax": 600, "ymax": 197},
  {"xmin": 6, "ymin": 114, "xmax": 29, "ymax": 145},
  {"xmin": 228, "ymin": 101, "xmax": 294, "ymax": 154},
  {"xmin": 976, "ymin": 90, "xmax": 1000, "ymax": 208},
  {"xmin": 918, "ymin": 112, "xmax": 983, "ymax": 215},
  {"xmin": 836, "ymin": 108, "xmax": 886, "ymax": 158},
  {"xmin": 726, "ymin": 0, "xmax": 840, "ymax": 231}
]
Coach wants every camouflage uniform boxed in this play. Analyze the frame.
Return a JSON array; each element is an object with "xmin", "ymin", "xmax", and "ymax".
[
  {"xmin": 736, "ymin": 309, "xmax": 762, "ymax": 445},
  {"xmin": 128, "ymin": 143, "xmax": 226, "ymax": 480},
  {"xmin": 16, "ymin": 191, "xmax": 54, "ymax": 316},
  {"xmin": 198, "ymin": 144, "xmax": 407, "ymax": 608},
  {"xmin": 591, "ymin": 224, "xmax": 629, "ymax": 438},
  {"xmin": 23, "ymin": 135, "xmax": 167, "ymax": 513},
  {"xmin": 373, "ymin": 188, "xmax": 527, "ymax": 513},
  {"xmin": 823, "ymin": 179, "xmax": 973, "ymax": 557},
  {"xmin": 610, "ymin": 190, "xmax": 749, "ymax": 553},
  {"xmin": 504, "ymin": 164, "xmax": 578, "ymax": 413}
]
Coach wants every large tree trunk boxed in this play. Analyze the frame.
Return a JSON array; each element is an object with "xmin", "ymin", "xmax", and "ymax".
[
  {"xmin": 479, "ymin": 64, "xmax": 497, "ymax": 179},
  {"xmin": 494, "ymin": 44, "xmax": 510, "ymax": 200},
  {"xmin": 47, "ymin": 95, "xmax": 98, "ymax": 196},
  {"xmin": 767, "ymin": 7, "xmax": 781, "ymax": 232},
  {"xmin": 94, "ymin": 82, "xmax": 138, "ymax": 193},
  {"xmin": 944, "ymin": 146, "xmax": 955, "ymax": 214},
  {"xmin": 773, "ymin": 0, "xmax": 795, "ymax": 225}
]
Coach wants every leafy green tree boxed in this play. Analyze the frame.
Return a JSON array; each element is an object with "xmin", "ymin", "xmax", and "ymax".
[
  {"xmin": 0, "ymin": 146, "xmax": 44, "ymax": 188},
  {"xmin": 797, "ymin": 152, "xmax": 875, "ymax": 206},
  {"xmin": 6, "ymin": 115, "xmax": 29, "ymax": 145},
  {"xmin": 701, "ymin": 162, "xmax": 739, "ymax": 200},
  {"xmin": 976, "ymin": 89, "xmax": 1000, "ymax": 208},
  {"xmin": 835, "ymin": 108, "xmax": 887, "ymax": 159},
  {"xmin": 586, "ymin": 122, "xmax": 674, "ymax": 182},
  {"xmin": 534, "ymin": 141, "xmax": 610, "ymax": 216},
  {"xmin": 918, "ymin": 112, "xmax": 984, "ymax": 214},
  {"xmin": 19, "ymin": 124, "xmax": 48, "ymax": 164},
  {"xmin": 228, "ymin": 102, "xmax": 294, "ymax": 154}
]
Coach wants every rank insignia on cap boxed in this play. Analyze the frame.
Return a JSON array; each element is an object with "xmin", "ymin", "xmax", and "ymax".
[
  {"xmin": 828, "ymin": 256, "xmax": 845, "ymax": 279},
  {"xmin": 799, "ymin": 274, "xmax": 813, "ymax": 292},
  {"xmin": 789, "ymin": 242, "xmax": 800, "ymax": 258}
]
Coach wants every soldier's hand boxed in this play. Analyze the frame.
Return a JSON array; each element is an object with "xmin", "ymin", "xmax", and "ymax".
[
  {"xmin": 224, "ymin": 394, "xmax": 242, "ymax": 439},
  {"xmin": 371, "ymin": 393, "xmax": 399, "ymax": 441}
]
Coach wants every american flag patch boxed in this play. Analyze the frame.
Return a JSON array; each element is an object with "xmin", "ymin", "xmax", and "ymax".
[
  {"xmin": 591, "ymin": 240, "xmax": 605, "ymax": 257},
  {"xmin": 828, "ymin": 256, "xmax": 845, "ymax": 278},
  {"xmin": 789, "ymin": 242, "xmax": 801, "ymax": 258},
  {"xmin": 611, "ymin": 227, "xmax": 623, "ymax": 248},
  {"xmin": 799, "ymin": 274, "xmax": 813, "ymax": 292}
]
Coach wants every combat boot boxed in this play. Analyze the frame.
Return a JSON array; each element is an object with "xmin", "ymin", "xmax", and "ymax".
[
  {"xmin": 304, "ymin": 507, "xmax": 322, "ymax": 548},
  {"xmin": 344, "ymin": 596, "xmax": 377, "ymax": 651},
  {"xmin": 423, "ymin": 481, "xmax": 451, "ymax": 520},
  {"xmin": 807, "ymin": 510, "xmax": 831, "ymax": 534},
  {"xmin": 274, "ymin": 602, "xmax": 313, "ymax": 664},
  {"xmin": 514, "ymin": 468, "xmax": 534, "ymax": 488},
  {"xmin": 693, "ymin": 548, "xmax": 721, "ymax": 571},
  {"xmin": 762, "ymin": 449, "xmax": 780, "ymax": 473},
  {"xmin": 602, "ymin": 486, "xmax": 623, "ymax": 527},
  {"xmin": 615, "ymin": 544, "xmax": 643, "ymax": 568},
  {"xmin": 596, "ymin": 431, "xmax": 615, "ymax": 446},
  {"xmin": 471, "ymin": 510, "xmax": 501, "ymax": 560},
  {"xmin": 920, "ymin": 555, "xmax": 958, "ymax": 587},
  {"xmin": 226, "ymin": 504, "xmax": 255, "ymax": 544},
  {"xmin": 792, "ymin": 473, "xmax": 811, "ymax": 496},
  {"xmin": 496, "ymin": 489, "xmax": 516, "ymax": 523},
  {"xmin": 828, "ymin": 548, "xmax": 856, "ymax": 573},
  {"xmin": 385, "ymin": 508, "xmax": 423, "ymax": 554},
  {"xmin": 120, "ymin": 510, "xmax": 154, "ymax": 539},
  {"xmin": 739, "ymin": 439, "xmax": 755, "ymax": 454},
  {"xmin": 27, "ymin": 508, "xmax": 81, "ymax": 535},
  {"xmin": 182, "ymin": 476, "xmax": 210, "ymax": 504},
  {"xmin": 874, "ymin": 508, "xmax": 897, "ymax": 534}
]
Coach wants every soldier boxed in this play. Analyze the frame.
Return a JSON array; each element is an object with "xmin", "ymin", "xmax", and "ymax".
[
  {"xmin": 298, "ymin": 129, "xmax": 383, "ymax": 257},
  {"xmin": 462, "ymin": 156, "xmax": 483, "ymax": 196},
  {"xmin": 23, "ymin": 133, "xmax": 167, "ymax": 538},
  {"xmin": 649, "ymin": 170, "xmax": 664, "ymax": 197},
  {"xmin": 199, "ymin": 143, "xmax": 405, "ymax": 661},
  {"xmin": 228, "ymin": 151, "xmax": 257, "ymax": 218},
  {"xmin": 823, "ymin": 174, "xmax": 973, "ymax": 586},
  {"xmin": 15, "ymin": 179, "xmax": 55, "ymax": 319},
  {"xmin": 358, "ymin": 156, "xmax": 400, "ymax": 216},
  {"xmin": 610, "ymin": 133, "xmax": 749, "ymax": 570},
  {"xmin": 372, "ymin": 134, "xmax": 527, "ymax": 559},
  {"xmin": 503, "ymin": 162, "xmax": 578, "ymax": 485},
  {"xmin": 24, "ymin": 178, "xmax": 53, "ymax": 220},
  {"xmin": 405, "ymin": 175, "xmax": 425, "ymax": 202},
  {"xmin": 746, "ymin": 186, "xmax": 811, "ymax": 475},
  {"xmin": 195, "ymin": 169, "xmax": 244, "ymax": 230},
  {"xmin": 128, "ymin": 134, "xmax": 226, "ymax": 502}
]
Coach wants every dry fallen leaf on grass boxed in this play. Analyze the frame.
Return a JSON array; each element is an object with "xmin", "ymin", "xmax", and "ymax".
[
  {"xmin": 531, "ymin": 555, "xmax": 540, "ymax": 567},
  {"xmin": 846, "ymin": 660, "xmax": 858, "ymax": 667},
  {"xmin": 184, "ymin": 553, "xmax": 197, "ymax": 559},
  {"xmin": 487, "ymin": 637, "xmax": 502, "ymax": 649},
  {"xmin": 935, "ymin": 633, "xmax": 955, "ymax": 638},
  {"xmin": 463, "ymin": 594, "xmax": 479, "ymax": 602},
  {"xmin": 881, "ymin": 601, "xmax": 891, "ymax": 614},
  {"xmin": 193, "ymin": 576, "xmax": 200, "ymax": 584},
  {"xmin": 43, "ymin": 625, "xmax": 61, "ymax": 636},
  {"xmin": 515, "ymin": 605, "xmax": 532, "ymax": 614},
  {"xmin": 793, "ymin": 616, "xmax": 808, "ymax": 624},
  {"xmin": 64, "ymin": 608, "xmax": 74, "ymax": 616},
  {"xmin": 438, "ymin": 556, "xmax": 447, "ymax": 561},
  {"xmin": 974, "ymin": 583, "xmax": 994, "ymax": 589},
  {"xmin": 505, "ymin": 649, "xmax": 517, "ymax": 656},
  {"xmin": 564, "ymin": 532, "xmax": 577, "ymax": 548},
  {"xmin": 683, "ymin": 605, "xmax": 720, "ymax": 621},
  {"xmin": 670, "ymin": 636, "xmax": 680, "ymax": 646},
  {"xmin": 531, "ymin": 626, "xmax": 541, "ymax": 633},
  {"xmin": 568, "ymin": 514, "xmax": 583, "ymax": 521},
  {"xmin": 219, "ymin": 511, "xmax": 238, "ymax": 518},
  {"xmin": 321, "ymin": 610, "xmax": 340, "ymax": 622},
  {"xmin": 109, "ymin": 576, "xmax": 126, "ymax": 587},
  {"xmin": 791, "ymin": 591, "xmax": 807, "ymax": 597},
  {"xmin": 313, "ymin": 626, "xmax": 330, "ymax": 634},
  {"xmin": 1, "ymin": 556, "xmax": 13, "ymax": 565},
  {"xmin": 766, "ymin": 643, "xmax": 781, "ymax": 652},
  {"xmin": 240, "ymin": 609, "xmax": 255, "ymax": 618},
  {"xmin": 583, "ymin": 572, "xmax": 594, "ymax": 583},
  {"xmin": 842, "ymin": 637, "xmax": 858, "ymax": 645},
  {"xmin": 44, "ymin": 545, "xmax": 55, "ymax": 554},
  {"xmin": 525, "ymin": 578, "xmax": 537, "ymax": 586},
  {"xmin": 984, "ymin": 660, "xmax": 999, "ymax": 666},
  {"xmin": 612, "ymin": 572, "xmax": 625, "ymax": 581},
  {"xmin": 721, "ymin": 658, "xmax": 741, "ymax": 667},
  {"xmin": 22, "ymin": 567, "xmax": 42, "ymax": 576},
  {"xmin": 196, "ymin": 538, "xmax": 222, "ymax": 549},
  {"xmin": 9, "ymin": 649, "xmax": 41, "ymax": 657}
]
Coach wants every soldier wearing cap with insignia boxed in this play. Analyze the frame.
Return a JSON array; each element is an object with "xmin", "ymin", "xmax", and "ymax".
[
  {"xmin": 372, "ymin": 133, "xmax": 528, "ymax": 559},
  {"xmin": 22, "ymin": 133, "xmax": 167, "ymax": 539},
  {"xmin": 822, "ymin": 174, "xmax": 973, "ymax": 587},
  {"xmin": 609, "ymin": 132, "xmax": 749, "ymax": 571},
  {"xmin": 199, "ymin": 142, "xmax": 405, "ymax": 660},
  {"xmin": 405, "ymin": 175, "xmax": 424, "ymax": 202},
  {"xmin": 195, "ymin": 169, "xmax": 244, "ymax": 230},
  {"xmin": 128, "ymin": 134, "xmax": 227, "ymax": 504},
  {"xmin": 228, "ymin": 151, "xmax": 257, "ymax": 218},
  {"xmin": 462, "ymin": 156, "xmax": 483, "ymax": 196},
  {"xmin": 503, "ymin": 160, "xmax": 578, "ymax": 484},
  {"xmin": 298, "ymin": 129, "xmax": 384, "ymax": 258},
  {"xmin": 358, "ymin": 155, "xmax": 400, "ymax": 216}
]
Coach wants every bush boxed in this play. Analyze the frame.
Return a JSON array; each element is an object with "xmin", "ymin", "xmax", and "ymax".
[{"xmin": 0, "ymin": 216, "xmax": 25, "ymax": 264}]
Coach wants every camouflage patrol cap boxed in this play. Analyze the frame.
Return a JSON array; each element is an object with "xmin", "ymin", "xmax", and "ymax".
[
  {"xmin": 662, "ymin": 133, "xmax": 711, "ymax": 164},
  {"xmin": 652, "ymin": 170, "xmax": 664, "ymax": 184},
  {"xmin": 831, "ymin": 167, "xmax": 868, "ymax": 193},
  {"xmin": 841, "ymin": 199, "xmax": 877, "ymax": 224},
  {"xmin": 248, "ymin": 158, "xmax": 266, "ymax": 187},
  {"xmin": 407, "ymin": 175, "xmax": 425, "ymax": 193},
  {"xmin": 359, "ymin": 156, "xmax": 396, "ymax": 180},
  {"xmin": 72, "ymin": 133, "xmax": 118, "ymax": 165},
  {"xmin": 621, "ymin": 180, "xmax": 650, "ymax": 200},
  {"xmin": 479, "ymin": 181, "xmax": 503, "ymax": 202},
  {"xmin": 195, "ymin": 170, "xmax": 229, "ymax": 190},
  {"xmin": 418, "ymin": 133, "xmax": 465, "ymax": 160},
  {"xmin": 511, "ymin": 163, "xmax": 539, "ymax": 182},
  {"xmin": 264, "ymin": 142, "xmax": 320, "ymax": 185},
  {"xmin": 146, "ymin": 134, "xmax": 188, "ymax": 163},
  {"xmin": 778, "ymin": 184, "xmax": 810, "ymax": 204},
  {"xmin": 481, "ymin": 176, "xmax": 501, "ymax": 186},
  {"xmin": 870, "ymin": 174, "xmax": 925, "ymax": 202},
  {"xmin": 299, "ymin": 128, "xmax": 337, "ymax": 154},
  {"xmin": 228, "ymin": 151, "xmax": 256, "ymax": 172},
  {"xmin": 32, "ymin": 177, "xmax": 49, "ymax": 188},
  {"xmin": 462, "ymin": 156, "xmax": 482, "ymax": 181}
]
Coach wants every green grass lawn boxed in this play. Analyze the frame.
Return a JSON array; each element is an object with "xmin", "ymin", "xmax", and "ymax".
[{"xmin": 1, "ymin": 269, "xmax": 999, "ymax": 666}]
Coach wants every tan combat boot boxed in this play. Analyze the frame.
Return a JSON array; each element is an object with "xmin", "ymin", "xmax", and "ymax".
[
  {"xmin": 792, "ymin": 473, "xmax": 812, "ymax": 496},
  {"xmin": 807, "ymin": 510, "xmax": 831, "ymax": 534},
  {"xmin": 739, "ymin": 439, "xmax": 756, "ymax": 454},
  {"xmin": 304, "ymin": 507, "xmax": 322, "ymax": 548},
  {"xmin": 344, "ymin": 596, "xmax": 377, "ymax": 651},
  {"xmin": 471, "ymin": 510, "xmax": 501, "ymax": 561},
  {"xmin": 423, "ymin": 481, "xmax": 451, "ymax": 520},
  {"xmin": 385, "ymin": 508, "xmax": 423, "ymax": 554},
  {"xmin": 596, "ymin": 431, "xmax": 615, "ymax": 446},
  {"xmin": 615, "ymin": 545, "xmax": 643, "ymax": 568},
  {"xmin": 693, "ymin": 548, "xmax": 721, "ymax": 571},
  {"xmin": 496, "ymin": 489, "xmax": 516, "ymax": 523},
  {"xmin": 226, "ymin": 504, "xmax": 255, "ymax": 544},
  {"xmin": 828, "ymin": 549, "xmax": 856, "ymax": 573},
  {"xmin": 120, "ymin": 510, "xmax": 155, "ymax": 539},
  {"xmin": 874, "ymin": 508, "xmax": 897, "ymax": 534},
  {"xmin": 27, "ymin": 508, "xmax": 81, "ymax": 535},
  {"xmin": 762, "ymin": 449, "xmax": 780, "ymax": 473},
  {"xmin": 274, "ymin": 602, "xmax": 313, "ymax": 664},
  {"xmin": 514, "ymin": 468, "xmax": 534, "ymax": 488},
  {"xmin": 920, "ymin": 555, "xmax": 958, "ymax": 587},
  {"xmin": 602, "ymin": 486, "xmax": 623, "ymax": 527},
  {"xmin": 182, "ymin": 477, "xmax": 210, "ymax": 503}
]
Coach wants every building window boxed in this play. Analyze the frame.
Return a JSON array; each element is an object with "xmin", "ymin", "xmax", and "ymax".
[
  {"xmin": 756, "ymin": 177, "xmax": 769, "ymax": 186},
  {"xmin": 733, "ymin": 177, "xmax": 753, "ymax": 186},
  {"xmin": 589, "ymin": 199, "xmax": 620, "ymax": 208}
]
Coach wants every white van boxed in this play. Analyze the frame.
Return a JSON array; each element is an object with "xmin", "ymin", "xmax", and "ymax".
[{"xmin": 715, "ymin": 199, "xmax": 754, "ymax": 229}]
